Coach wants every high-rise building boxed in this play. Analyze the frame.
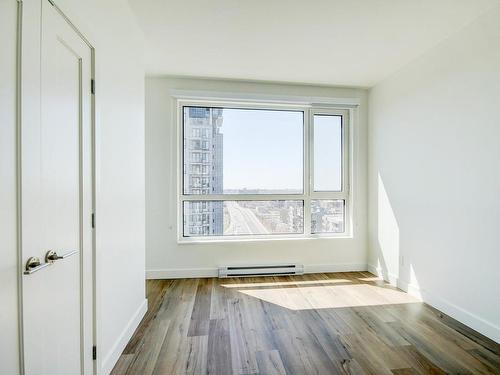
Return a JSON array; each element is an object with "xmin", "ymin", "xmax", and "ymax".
[
  {"xmin": 183, "ymin": 107, "xmax": 224, "ymax": 236},
  {"xmin": 311, "ymin": 200, "xmax": 344, "ymax": 233}
]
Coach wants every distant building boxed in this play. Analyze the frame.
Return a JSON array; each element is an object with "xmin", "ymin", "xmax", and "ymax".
[
  {"xmin": 311, "ymin": 200, "xmax": 344, "ymax": 233},
  {"xmin": 184, "ymin": 107, "xmax": 223, "ymax": 235}
]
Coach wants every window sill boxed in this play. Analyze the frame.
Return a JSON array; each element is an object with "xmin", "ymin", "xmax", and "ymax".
[{"xmin": 177, "ymin": 233, "xmax": 353, "ymax": 245}]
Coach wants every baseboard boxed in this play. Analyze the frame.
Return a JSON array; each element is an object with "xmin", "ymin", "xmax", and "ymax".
[
  {"xmin": 147, "ymin": 263, "xmax": 367, "ymax": 279},
  {"xmin": 419, "ymin": 288, "xmax": 500, "ymax": 343},
  {"xmin": 395, "ymin": 277, "xmax": 422, "ymax": 299},
  {"xmin": 367, "ymin": 264, "xmax": 399, "ymax": 286},
  {"xmin": 146, "ymin": 268, "xmax": 218, "ymax": 279},
  {"xmin": 367, "ymin": 263, "xmax": 381, "ymax": 277},
  {"xmin": 304, "ymin": 263, "xmax": 367, "ymax": 273},
  {"xmin": 367, "ymin": 264, "xmax": 499, "ymax": 343},
  {"xmin": 101, "ymin": 299, "xmax": 148, "ymax": 374}
]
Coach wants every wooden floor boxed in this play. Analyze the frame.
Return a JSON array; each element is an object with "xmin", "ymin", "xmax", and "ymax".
[{"xmin": 112, "ymin": 272, "xmax": 500, "ymax": 375}]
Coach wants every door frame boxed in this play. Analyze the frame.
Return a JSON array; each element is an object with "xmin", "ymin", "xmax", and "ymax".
[{"xmin": 16, "ymin": 0, "xmax": 97, "ymax": 373}]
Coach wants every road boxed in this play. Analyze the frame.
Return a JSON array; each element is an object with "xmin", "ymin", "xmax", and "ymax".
[{"xmin": 225, "ymin": 201, "xmax": 269, "ymax": 235}]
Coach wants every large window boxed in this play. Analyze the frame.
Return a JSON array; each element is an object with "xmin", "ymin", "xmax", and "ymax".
[{"xmin": 179, "ymin": 102, "xmax": 350, "ymax": 240}]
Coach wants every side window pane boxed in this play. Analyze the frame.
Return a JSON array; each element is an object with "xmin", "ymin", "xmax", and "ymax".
[
  {"xmin": 183, "ymin": 107, "xmax": 303, "ymax": 195},
  {"xmin": 313, "ymin": 115, "xmax": 342, "ymax": 191},
  {"xmin": 311, "ymin": 200, "xmax": 345, "ymax": 233},
  {"xmin": 183, "ymin": 200, "xmax": 304, "ymax": 236}
]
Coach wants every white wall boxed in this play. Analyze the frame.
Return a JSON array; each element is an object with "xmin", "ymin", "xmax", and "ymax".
[
  {"xmin": 0, "ymin": 1, "xmax": 20, "ymax": 374},
  {"xmin": 0, "ymin": 1, "xmax": 146, "ymax": 374},
  {"xmin": 368, "ymin": 5, "xmax": 500, "ymax": 342},
  {"xmin": 146, "ymin": 77, "xmax": 368, "ymax": 278},
  {"xmin": 54, "ymin": 1, "xmax": 147, "ymax": 372}
]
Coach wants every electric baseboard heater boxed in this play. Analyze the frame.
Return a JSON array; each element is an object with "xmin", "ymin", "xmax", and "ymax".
[{"xmin": 218, "ymin": 264, "xmax": 304, "ymax": 278}]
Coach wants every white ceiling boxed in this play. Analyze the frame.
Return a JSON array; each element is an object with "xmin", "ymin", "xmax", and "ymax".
[{"xmin": 129, "ymin": 0, "xmax": 499, "ymax": 87}]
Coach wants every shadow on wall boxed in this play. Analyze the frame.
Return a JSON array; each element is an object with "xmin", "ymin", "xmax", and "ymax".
[
  {"xmin": 371, "ymin": 173, "xmax": 421, "ymax": 297},
  {"xmin": 372, "ymin": 161, "xmax": 499, "ymax": 342}
]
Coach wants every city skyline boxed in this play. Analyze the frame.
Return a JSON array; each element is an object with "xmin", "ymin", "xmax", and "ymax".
[{"xmin": 183, "ymin": 106, "xmax": 344, "ymax": 237}]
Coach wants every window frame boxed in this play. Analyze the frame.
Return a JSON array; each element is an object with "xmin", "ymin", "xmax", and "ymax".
[{"xmin": 176, "ymin": 98, "xmax": 352, "ymax": 243}]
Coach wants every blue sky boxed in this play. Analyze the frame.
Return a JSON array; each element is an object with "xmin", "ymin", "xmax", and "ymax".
[
  {"xmin": 222, "ymin": 108, "xmax": 303, "ymax": 191},
  {"xmin": 220, "ymin": 108, "xmax": 342, "ymax": 192},
  {"xmin": 313, "ymin": 115, "xmax": 342, "ymax": 191}
]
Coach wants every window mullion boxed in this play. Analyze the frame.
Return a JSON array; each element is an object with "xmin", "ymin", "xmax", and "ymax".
[
  {"xmin": 304, "ymin": 108, "xmax": 312, "ymax": 234},
  {"xmin": 309, "ymin": 191, "xmax": 347, "ymax": 200},
  {"xmin": 181, "ymin": 194, "xmax": 307, "ymax": 201}
]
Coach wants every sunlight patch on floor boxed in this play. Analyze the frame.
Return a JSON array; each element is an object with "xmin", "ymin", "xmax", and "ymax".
[
  {"xmin": 356, "ymin": 276, "xmax": 383, "ymax": 282},
  {"xmin": 221, "ymin": 279, "xmax": 350, "ymax": 288},
  {"xmin": 235, "ymin": 283, "xmax": 420, "ymax": 310}
]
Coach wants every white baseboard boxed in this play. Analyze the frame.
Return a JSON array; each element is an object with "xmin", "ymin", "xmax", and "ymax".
[
  {"xmin": 395, "ymin": 277, "xmax": 422, "ymax": 299},
  {"xmin": 101, "ymin": 299, "xmax": 148, "ymax": 374},
  {"xmin": 367, "ymin": 264, "xmax": 400, "ymax": 286},
  {"xmin": 304, "ymin": 263, "xmax": 367, "ymax": 273},
  {"xmin": 419, "ymin": 287, "xmax": 500, "ymax": 343},
  {"xmin": 367, "ymin": 263, "xmax": 382, "ymax": 278},
  {"xmin": 147, "ymin": 267, "xmax": 218, "ymax": 279},
  {"xmin": 146, "ymin": 263, "xmax": 367, "ymax": 279},
  {"xmin": 367, "ymin": 264, "xmax": 499, "ymax": 343}
]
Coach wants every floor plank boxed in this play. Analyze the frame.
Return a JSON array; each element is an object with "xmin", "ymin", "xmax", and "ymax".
[
  {"xmin": 112, "ymin": 272, "xmax": 500, "ymax": 375},
  {"xmin": 255, "ymin": 350, "xmax": 287, "ymax": 375},
  {"xmin": 125, "ymin": 318, "xmax": 170, "ymax": 375},
  {"xmin": 207, "ymin": 318, "xmax": 232, "ymax": 375},
  {"xmin": 188, "ymin": 278, "xmax": 213, "ymax": 337}
]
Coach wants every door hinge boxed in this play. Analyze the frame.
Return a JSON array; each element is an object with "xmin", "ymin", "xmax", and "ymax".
[
  {"xmin": 91, "ymin": 213, "xmax": 95, "ymax": 229},
  {"xmin": 92, "ymin": 345, "xmax": 97, "ymax": 360},
  {"xmin": 91, "ymin": 79, "xmax": 95, "ymax": 95}
]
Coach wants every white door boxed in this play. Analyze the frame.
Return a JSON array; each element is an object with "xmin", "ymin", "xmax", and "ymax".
[{"xmin": 21, "ymin": 1, "xmax": 93, "ymax": 374}]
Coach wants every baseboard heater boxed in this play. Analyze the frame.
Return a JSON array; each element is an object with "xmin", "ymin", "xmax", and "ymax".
[{"xmin": 218, "ymin": 264, "xmax": 304, "ymax": 278}]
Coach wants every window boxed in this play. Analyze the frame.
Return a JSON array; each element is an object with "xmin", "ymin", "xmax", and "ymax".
[
  {"xmin": 179, "ymin": 102, "xmax": 350, "ymax": 240},
  {"xmin": 191, "ymin": 140, "xmax": 201, "ymax": 149},
  {"xmin": 191, "ymin": 152, "xmax": 201, "ymax": 163},
  {"xmin": 183, "ymin": 107, "xmax": 303, "ymax": 195},
  {"xmin": 313, "ymin": 115, "xmax": 342, "ymax": 191},
  {"xmin": 184, "ymin": 200, "xmax": 304, "ymax": 236}
]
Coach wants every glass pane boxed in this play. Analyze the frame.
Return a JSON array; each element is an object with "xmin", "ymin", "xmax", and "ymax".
[
  {"xmin": 313, "ymin": 115, "xmax": 342, "ymax": 191},
  {"xmin": 183, "ymin": 200, "xmax": 304, "ymax": 236},
  {"xmin": 311, "ymin": 200, "xmax": 345, "ymax": 233},
  {"xmin": 183, "ymin": 107, "xmax": 303, "ymax": 195}
]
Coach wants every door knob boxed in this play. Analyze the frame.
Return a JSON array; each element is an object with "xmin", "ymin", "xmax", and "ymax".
[
  {"xmin": 45, "ymin": 250, "xmax": 79, "ymax": 263},
  {"xmin": 24, "ymin": 257, "xmax": 50, "ymax": 275}
]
